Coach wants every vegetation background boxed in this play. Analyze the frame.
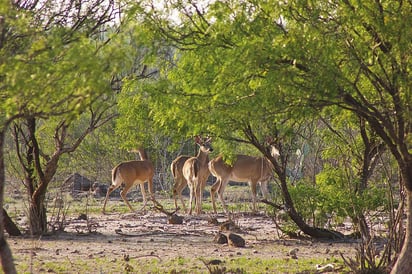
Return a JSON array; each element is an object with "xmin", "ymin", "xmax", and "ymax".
[{"xmin": 0, "ymin": 0, "xmax": 411, "ymax": 273}]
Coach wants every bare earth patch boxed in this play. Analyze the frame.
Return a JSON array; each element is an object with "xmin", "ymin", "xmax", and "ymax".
[{"xmin": 9, "ymin": 201, "xmax": 357, "ymax": 273}]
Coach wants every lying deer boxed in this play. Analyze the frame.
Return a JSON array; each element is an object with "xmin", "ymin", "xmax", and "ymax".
[
  {"xmin": 170, "ymin": 155, "xmax": 190, "ymax": 211},
  {"xmin": 182, "ymin": 136, "xmax": 213, "ymax": 215},
  {"xmin": 102, "ymin": 148, "xmax": 155, "ymax": 214},
  {"xmin": 209, "ymin": 154, "xmax": 274, "ymax": 213}
]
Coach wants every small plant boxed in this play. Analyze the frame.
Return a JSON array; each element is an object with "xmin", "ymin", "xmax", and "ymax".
[
  {"xmin": 341, "ymin": 239, "xmax": 388, "ymax": 274},
  {"xmin": 48, "ymin": 194, "xmax": 70, "ymax": 232}
]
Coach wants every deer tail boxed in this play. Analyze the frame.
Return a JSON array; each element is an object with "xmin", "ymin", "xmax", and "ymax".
[
  {"xmin": 193, "ymin": 161, "xmax": 199, "ymax": 178},
  {"xmin": 112, "ymin": 166, "xmax": 120, "ymax": 184},
  {"xmin": 171, "ymin": 162, "xmax": 177, "ymax": 178}
]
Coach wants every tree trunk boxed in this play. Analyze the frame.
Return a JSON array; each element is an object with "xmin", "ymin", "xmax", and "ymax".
[
  {"xmin": 2, "ymin": 209, "xmax": 21, "ymax": 237},
  {"xmin": 23, "ymin": 168, "xmax": 48, "ymax": 235},
  {"xmin": 20, "ymin": 117, "xmax": 53, "ymax": 235},
  {"xmin": 29, "ymin": 195, "xmax": 47, "ymax": 236},
  {"xmin": 391, "ymin": 189, "xmax": 412, "ymax": 273},
  {"xmin": 0, "ymin": 129, "xmax": 17, "ymax": 273}
]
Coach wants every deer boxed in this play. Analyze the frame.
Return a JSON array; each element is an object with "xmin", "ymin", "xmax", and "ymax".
[
  {"xmin": 182, "ymin": 136, "xmax": 213, "ymax": 215},
  {"xmin": 171, "ymin": 155, "xmax": 191, "ymax": 211},
  {"xmin": 102, "ymin": 148, "xmax": 155, "ymax": 214},
  {"xmin": 209, "ymin": 154, "xmax": 276, "ymax": 214}
]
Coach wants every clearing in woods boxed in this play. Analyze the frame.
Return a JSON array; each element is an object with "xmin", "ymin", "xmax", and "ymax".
[{"xmin": 7, "ymin": 197, "xmax": 359, "ymax": 273}]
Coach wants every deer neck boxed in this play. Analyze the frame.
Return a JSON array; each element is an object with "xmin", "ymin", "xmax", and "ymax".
[
  {"xmin": 137, "ymin": 148, "xmax": 149, "ymax": 161},
  {"xmin": 196, "ymin": 150, "xmax": 209, "ymax": 165}
]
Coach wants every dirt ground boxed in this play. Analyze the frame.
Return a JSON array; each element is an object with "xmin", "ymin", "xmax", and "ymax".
[{"xmin": 7, "ymin": 197, "xmax": 359, "ymax": 274}]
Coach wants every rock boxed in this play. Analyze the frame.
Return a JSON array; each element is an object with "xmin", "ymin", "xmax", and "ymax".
[
  {"xmin": 77, "ymin": 213, "xmax": 87, "ymax": 220},
  {"xmin": 168, "ymin": 214, "xmax": 184, "ymax": 225},
  {"xmin": 227, "ymin": 233, "xmax": 245, "ymax": 247},
  {"xmin": 206, "ymin": 259, "xmax": 223, "ymax": 265},
  {"xmin": 214, "ymin": 232, "xmax": 228, "ymax": 244},
  {"xmin": 287, "ymin": 248, "xmax": 299, "ymax": 259},
  {"xmin": 63, "ymin": 173, "xmax": 94, "ymax": 197},
  {"xmin": 288, "ymin": 248, "xmax": 298, "ymax": 256}
]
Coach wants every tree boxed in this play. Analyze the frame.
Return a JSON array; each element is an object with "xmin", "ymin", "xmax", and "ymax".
[
  {"xmin": 11, "ymin": 106, "xmax": 116, "ymax": 235},
  {"xmin": 276, "ymin": 2, "xmax": 411, "ymax": 272},
  {"xmin": 0, "ymin": 0, "xmax": 124, "ymax": 241},
  {"xmin": 0, "ymin": 3, "xmax": 130, "ymax": 272},
  {"xmin": 314, "ymin": 110, "xmax": 401, "ymax": 271},
  {"xmin": 126, "ymin": 0, "xmax": 411, "ymax": 272},
  {"xmin": 317, "ymin": 111, "xmax": 387, "ymax": 236},
  {"xmin": 3, "ymin": 0, "xmax": 126, "ymax": 236}
]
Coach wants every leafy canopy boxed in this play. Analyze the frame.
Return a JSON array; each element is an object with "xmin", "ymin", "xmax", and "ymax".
[{"xmin": 0, "ymin": 1, "xmax": 130, "ymax": 127}]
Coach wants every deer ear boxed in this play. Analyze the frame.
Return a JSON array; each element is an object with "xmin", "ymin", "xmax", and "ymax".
[
  {"xmin": 265, "ymin": 136, "xmax": 274, "ymax": 145},
  {"xmin": 194, "ymin": 135, "xmax": 202, "ymax": 144},
  {"xmin": 205, "ymin": 136, "xmax": 212, "ymax": 143}
]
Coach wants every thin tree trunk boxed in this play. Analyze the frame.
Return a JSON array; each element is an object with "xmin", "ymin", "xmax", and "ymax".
[
  {"xmin": 391, "ymin": 189, "xmax": 412, "ymax": 273},
  {"xmin": 0, "ymin": 129, "xmax": 17, "ymax": 273},
  {"xmin": 23, "ymin": 117, "xmax": 52, "ymax": 235}
]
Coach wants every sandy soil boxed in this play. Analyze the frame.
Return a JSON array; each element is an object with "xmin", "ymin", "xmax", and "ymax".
[{"xmin": 8, "ymin": 200, "xmax": 358, "ymax": 274}]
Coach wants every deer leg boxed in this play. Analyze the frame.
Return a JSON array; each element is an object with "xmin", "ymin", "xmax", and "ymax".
[
  {"xmin": 210, "ymin": 179, "xmax": 221, "ymax": 214},
  {"xmin": 196, "ymin": 180, "xmax": 205, "ymax": 215},
  {"xmin": 173, "ymin": 189, "xmax": 179, "ymax": 211},
  {"xmin": 179, "ymin": 192, "xmax": 187, "ymax": 212},
  {"xmin": 194, "ymin": 183, "xmax": 200, "ymax": 215},
  {"xmin": 102, "ymin": 185, "xmax": 117, "ymax": 214},
  {"xmin": 250, "ymin": 181, "xmax": 258, "ymax": 212},
  {"xmin": 120, "ymin": 183, "xmax": 135, "ymax": 212},
  {"xmin": 139, "ymin": 182, "xmax": 148, "ymax": 211},
  {"xmin": 260, "ymin": 181, "xmax": 270, "ymax": 199},
  {"xmin": 193, "ymin": 178, "xmax": 202, "ymax": 215},
  {"xmin": 178, "ymin": 181, "xmax": 187, "ymax": 212},
  {"xmin": 174, "ymin": 178, "xmax": 187, "ymax": 212},
  {"xmin": 217, "ymin": 179, "xmax": 229, "ymax": 214},
  {"xmin": 173, "ymin": 180, "xmax": 180, "ymax": 210},
  {"xmin": 102, "ymin": 180, "xmax": 123, "ymax": 214},
  {"xmin": 147, "ymin": 177, "xmax": 155, "ymax": 199},
  {"xmin": 187, "ymin": 182, "xmax": 195, "ymax": 215}
]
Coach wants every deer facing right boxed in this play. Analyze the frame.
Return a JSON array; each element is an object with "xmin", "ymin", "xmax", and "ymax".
[{"xmin": 209, "ymin": 154, "xmax": 274, "ymax": 214}]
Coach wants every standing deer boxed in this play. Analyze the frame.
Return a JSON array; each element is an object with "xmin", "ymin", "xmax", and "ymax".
[
  {"xmin": 102, "ymin": 148, "xmax": 155, "ymax": 214},
  {"xmin": 209, "ymin": 154, "xmax": 274, "ymax": 214},
  {"xmin": 182, "ymin": 136, "xmax": 213, "ymax": 215},
  {"xmin": 170, "ymin": 155, "xmax": 190, "ymax": 211}
]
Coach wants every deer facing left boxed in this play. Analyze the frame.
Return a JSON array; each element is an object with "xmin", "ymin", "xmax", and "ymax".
[{"xmin": 102, "ymin": 148, "xmax": 155, "ymax": 214}]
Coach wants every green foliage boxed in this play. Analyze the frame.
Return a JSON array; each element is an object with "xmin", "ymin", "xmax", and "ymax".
[
  {"xmin": 124, "ymin": 0, "xmax": 411, "ymax": 158},
  {"xmin": 288, "ymin": 164, "xmax": 387, "ymax": 228},
  {"xmin": 316, "ymin": 168, "xmax": 387, "ymax": 218},
  {"xmin": 1, "ymin": 0, "xmax": 409, "ymax": 270},
  {"xmin": 289, "ymin": 182, "xmax": 323, "ymax": 223},
  {"xmin": 115, "ymin": 1, "xmax": 316, "ymax": 153},
  {"xmin": 0, "ymin": 3, "xmax": 128, "ymax": 127},
  {"xmin": 0, "ymin": 1, "xmax": 139, "ymax": 237},
  {"xmin": 116, "ymin": 79, "xmax": 163, "ymax": 149},
  {"xmin": 61, "ymin": 119, "xmax": 127, "ymax": 179}
]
